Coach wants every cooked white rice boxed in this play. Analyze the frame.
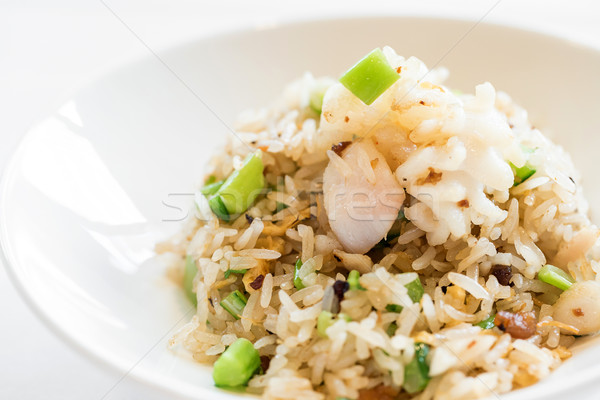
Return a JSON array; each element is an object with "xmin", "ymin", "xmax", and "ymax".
[{"xmin": 159, "ymin": 46, "xmax": 600, "ymax": 400}]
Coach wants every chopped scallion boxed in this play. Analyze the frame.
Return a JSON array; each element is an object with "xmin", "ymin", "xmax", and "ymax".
[
  {"xmin": 510, "ymin": 161, "xmax": 536, "ymax": 186},
  {"xmin": 294, "ymin": 259, "xmax": 305, "ymax": 290},
  {"xmin": 348, "ymin": 270, "xmax": 366, "ymax": 291},
  {"xmin": 475, "ymin": 314, "xmax": 496, "ymax": 329},
  {"xmin": 538, "ymin": 264, "xmax": 574, "ymax": 291},
  {"xmin": 317, "ymin": 311, "xmax": 350, "ymax": 338},
  {"xmin": 201, "ymin": 179, "xmax": 224, "ymax": 196},
  {"xmin": 224, "ymin": 269, "xmax": 247, "ymax": 279},
  {"xmin": 213, "ymin": 338, "xmax": 260, "ymax": 387},
  {"xmin": 183, "ymin": 255, "xmax": 198, "ymax": 306},
  {"xmin": 219, "ymin": 152, "xmax": 265, "ymax": 214},
  {"xmin": 220, "ymin": 290, "xmax": 247, "ymax": 319},
  {"xmin": 317, "ymin": 310, "xmax": 335, "ymax": 338},
  {"xmin": 207, "ymin": 151, "xmax": 265, "ymax": 220},
  {"xmin": 403, "ymin": 342, "xmax": 431, "ymax": 394},
  {"xmin": 339, "ymin": 48, "xmax": 400, "ymax": 105},
  {"xmin": 405, "ymin": 278, "xmax": 425, "ymax": 303},
  {"xmin": 209, "ymin": 195, "xmax": 231, "ymax": 221}
]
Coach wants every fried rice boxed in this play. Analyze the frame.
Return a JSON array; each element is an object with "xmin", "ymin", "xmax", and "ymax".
[{"xmin": 157, "ymin": 46, "xmax": 600, "ymax": 400}]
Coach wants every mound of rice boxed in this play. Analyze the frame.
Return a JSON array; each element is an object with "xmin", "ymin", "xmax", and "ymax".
[{"xmin": 158, "ymin": 47, "xmax": 600, "ymax": 400}]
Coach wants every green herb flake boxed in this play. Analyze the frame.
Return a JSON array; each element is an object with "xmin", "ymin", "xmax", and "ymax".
[
  {"xmin": 348, "ymin": 270, "xmax": 366, "ymax": 291},
  {"xmin": 405, "ymin": 278, "xmax": 425, "ymax": 303},
  {"xmin": 385, "ymin": 304, "xmax": 404, "ymax": 313},
  {"xmin": 224, "ymin": 269, "xmax": 248, "ymax": 279},
  {"xmin": 403, "ymin": 342, "xmax": 431, "ymax": 394},
  {"xmin": 475, "ymin": 314, "xmax": 496, "ymax": 329},
  {"xmin": 510, "ymin": 161, "xmax": 537, "ymax": 186},
  {"xmin": 386, "ymin": 322, "xmax": 398, "ymax": 337}
]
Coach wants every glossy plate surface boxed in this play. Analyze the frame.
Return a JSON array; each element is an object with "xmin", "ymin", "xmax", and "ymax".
[{"xmin": 3, "ymin": 16, "xmax": 600, "ymax": 400}]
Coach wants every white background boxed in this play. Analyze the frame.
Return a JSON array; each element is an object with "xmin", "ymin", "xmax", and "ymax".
[{"xmin": 2, "ymin": 1, "xmax": 600, "ymax": 399}]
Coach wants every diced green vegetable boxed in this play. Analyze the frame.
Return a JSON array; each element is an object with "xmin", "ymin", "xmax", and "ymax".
[
  {"xmin": 220, "ymin": 290, "xmax": 247, "ymax": 319},
  {"xmin": 339, "ymin": 313, "xmax": 352, "ymax": 322},
  {"xmin": 317, "ymin": 312, "xmax": 350, "ymax": 338},
  {"xmin": 379, "ymin": 279, "xmax": 423, "ymax": 310},
  {"xmin": 213, "ymin": 338, "xmax": 260, "ymax": 387},
  {"xmin": 348, "ymin": 270, "xmax": 366, "ymax": 291},
  {"xmin": 309, "ymin": 83, "xmax": 330, "ymax": 114},
  {"xmin": 339, "ymin": 48, "xmax": 400, "ymax": 105},
  {"xmin": 386, "ymin": 322, "xmax": 398, "ymax": 337},
  {"xmin": 385, "ymin": 304, "xmax": 404, "ymax": 313},
  {"xmin": 224, "ymin": 269, "xmax": 247, "ymax": 279},
  {"xmin": 201, "ymin": 180, "xmax": 224, "ymax": 196},
  {"xmin": 219, "ymin": 152, "xmax": 265, "ymax": 213},
  {"xmin": 275, "ymin": 201, "xmax": 288, "ymax": 213},
  {"xmin": 510, "ymin": 146, "xmax": 538, "ymax": 186},
  {"xmin": 538, "ymin": 264, "xmax": 575, "ymax": 291},
  {"xmin": 510, "ymin": 161, "xmax": 536, "ymax": 186},
  {"xmin": 207, "ymin": 151, "xmax": 265, "ymax": 220},
  {"xmin": 183, "ymin": 255, "xmax": 198, "ymax": 306},
  {"xmin": 295, "ymin": 258, "xmax": 319, "ymax": 289},
  {"xmin": 317, "ymin": 310, "xmax": 335, "ymax": 338},
  {"xmin": 475, "ymin": 314, "xmax": 496, "ymax": 329},
  {"xmin": 294, "ymin": 259, "xmax": 305, "ymax": 290},
  {"xmin": 209, "ymin": 195, "xmax": 231, "ymax": 221},
  {"xmin": 403, "ymin": 342, "xmax": 431, "ymax": 394},
  {"xmin": 405, "ymin": 278, "xmax": 425, "ymax": 303}
]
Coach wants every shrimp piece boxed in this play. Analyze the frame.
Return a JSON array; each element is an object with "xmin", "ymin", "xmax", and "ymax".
[
  {"xmin": 552, "ymin": 226, "xmax": 600, "ymax": 268},
  {"xmin": 323, "ymin": 139, "xmax": 404, "ymax": 254},
  {"xmin": 553, "ymin": 281, "xmax": 600, "ymax": 335}
]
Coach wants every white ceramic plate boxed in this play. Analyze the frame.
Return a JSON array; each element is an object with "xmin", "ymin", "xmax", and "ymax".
[{"xmin": 3, "ymin": 16, "xmax": 600, "ymax": 400}]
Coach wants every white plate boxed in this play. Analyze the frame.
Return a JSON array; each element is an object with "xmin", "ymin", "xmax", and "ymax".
[{"xmin": 3, "ymin": 16, "xmax": 600, "ymax": 400}]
